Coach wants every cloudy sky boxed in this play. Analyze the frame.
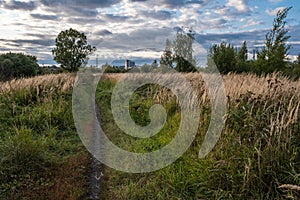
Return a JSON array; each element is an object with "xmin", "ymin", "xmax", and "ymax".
[{"xmin": 0, "ymin": 0, "xmax": 299, "ymax": 65}]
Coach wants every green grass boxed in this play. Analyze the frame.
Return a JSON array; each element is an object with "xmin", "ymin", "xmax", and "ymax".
[
  {"xmin": 0, "ymin": 76, "xmax": 90, "ymax": 199},
  {"xmin": 96, "ymin": 76, "xmax": 300, "ymax": 199}
]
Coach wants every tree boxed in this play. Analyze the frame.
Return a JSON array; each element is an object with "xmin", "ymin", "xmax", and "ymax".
[
  {"xmin": 257, "ymin": 7, "xmax": 292, "ymax": 73},
  {"xmin": 237, "ymin": 41, "xmax": 248, "ymax": 62},
  {"xmin": 209, "ymin": 42, "xmax": 236, "ymax": 74},
  {"xmin": 151, "ymin": 60, "xmax": 158, "ymax": 68},
  {"xmin": 160, "ymin": 39, "xmax": 173, "ymax": 68},
  {"xmin": 290, "ymin": 53, "xmax": 300, "ymax": 79},
  {"xmin": 52, "ymin": 28, "xmax": 96, "ymax": 72},
  {"xmin": 297, "ymin": 53, "xmax": 300, "ymax": 65},
  {"xmin": 140, "ymin": 63, "xmax": 152, "ymax": 73},
  {"xmin": 235, "ymin": 41, "xmax": 250, "ymax": 72},
  {"xmin": 0, "ymin": 52, "xmax": 39, "ymax": 81},
  {"xmin": 173, "ymin": 28, "xmax": 197, "ymax": 72}
]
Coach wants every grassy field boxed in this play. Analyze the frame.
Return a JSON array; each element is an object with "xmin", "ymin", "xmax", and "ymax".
[
  {"xmin": 0, "ymin": 72, "xmax": 299, "ymax": 199},
  {"xmin": 96, "ymin": 73, "xmax": 300, "ymax": 199},
  {"xmin": 0, "ymin": 74, "xmax": 92, "ymax": 199}
]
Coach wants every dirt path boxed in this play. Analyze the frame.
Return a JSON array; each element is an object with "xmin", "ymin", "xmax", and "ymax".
[{"xmin": 87, "ymin": 104, "xmax": 104, "ymax": 199}]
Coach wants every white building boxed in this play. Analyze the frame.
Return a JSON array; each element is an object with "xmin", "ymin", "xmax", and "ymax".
[{"xmin": 125, "ymin": 59, "xmax": 135, "ymax": 70}]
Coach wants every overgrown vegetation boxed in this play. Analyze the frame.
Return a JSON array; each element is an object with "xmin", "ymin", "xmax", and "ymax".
[
  {"xmin": 208, "ymin": 7, "xmax": 300, "ymax": 79},
  {"xmin": 0, "ymin": 71, "xmax": 299, "ymax": 199},
  {"xmin": 97, "ymin": 73, "xmax": 300, "ymax": 199},
  {"xmin": 0, "ymin": 52, "xmax": 39, "ymax": 81},
  {"xmin": 0, "ymin": 74, "xmax": 90, "ymax": 199}
]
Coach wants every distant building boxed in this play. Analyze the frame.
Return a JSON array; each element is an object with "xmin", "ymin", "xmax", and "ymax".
[{"xmin": 125, "ymin": 59, "xmax": 135, "ymax": 70}]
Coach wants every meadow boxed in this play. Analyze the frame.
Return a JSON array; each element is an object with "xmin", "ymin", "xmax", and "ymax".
[
  {"xmin": 96, "ymin": 72, "xmax": 300, "ymax": 199},
  {"xmin": 0, "ymin": 74, "xmax": 91, "ymax": 199},
  {"xmin": 0, "ymin": 72, "xmax": 299, "ymax": 199}
]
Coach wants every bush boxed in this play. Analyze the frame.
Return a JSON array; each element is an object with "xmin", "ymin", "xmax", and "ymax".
[{"xmin": 0, "ymin": 52, "xmax": 39, "ymax": 81}]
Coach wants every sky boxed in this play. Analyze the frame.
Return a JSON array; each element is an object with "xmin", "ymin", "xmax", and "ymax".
[{"xmin": 0, "ymin": 0, "xmax": 299, "ymax": 66}]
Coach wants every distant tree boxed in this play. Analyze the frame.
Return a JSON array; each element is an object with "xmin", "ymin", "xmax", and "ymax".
[
  {"xmin": 290, "ymin": 53, "xmax": 300, "ymax": 79},
  {"xmin": 160, "ymin": 39, "xmax": 173, "ymax": 68},
  {"xmin": 173, "ymin": 28, "xmax": 197, "ymax": 72},
  {"xmin": 151, "ymin": 60, "xmax": 158, "ymax": 68},
  {"xmin": 235, "ymin": 41, "xmax": 250, "ymax": 72},
  {"xmin": 140, "ymin": 63, "xmax": 152, "ymax": 73},
  {"xmin": 237, "ymin": 41, "xmax": 248, "ymax": 62},
  {"xmin": 297, "ymin": 53, "xmax": 300, "ymax": 65},
  {"xmin": 0, "ymin": 52, "xmax": 39, "ymax": 81},
  {"xmin": 52, "ymin": 28, "xmax": 96, "ymax": 72},
  {"xmin": 209, "ymin": 42, "xmax": 236, "ymax": 74},
  {"xmin": 38, "ymin": 65, "xmax": 63, "ymax": 75},
  {"xmin": 257, "ymin": 7, "xmax": 292, "ymax": 73}
]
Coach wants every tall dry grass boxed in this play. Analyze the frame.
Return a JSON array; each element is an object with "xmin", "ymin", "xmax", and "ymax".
[
  {"xmin": 93, "ymin": 72, "xmax": 300, "ymax": 100},
  {"xmin": 3, "ymin": 72, "xmax": 297, "ymax": 100},
  {"xmin": 0, "ymin": 73, "xmax": 76, "ymax": 94}
]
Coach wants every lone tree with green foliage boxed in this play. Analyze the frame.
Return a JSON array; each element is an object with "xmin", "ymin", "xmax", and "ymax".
[
  {"xmin": 257, "ymin": 7, "xmax": 292, "ymax": 73},
  {"xmin": 52, "ymin": 28, "xmax": 96, "ymax": 72}
]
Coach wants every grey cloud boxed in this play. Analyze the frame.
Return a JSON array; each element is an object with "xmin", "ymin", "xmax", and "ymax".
[
  {"xmin": 103, "ymin": 14, "xmax": 130, "ymax": 22},
  {"xmin": 39, "ymin": 0, "xmax": 119, "ymax": 18},
  {"xmin": 69, "ymin": 6, "xmax": 99, "ymax": 17},
  {"xmin": 195, "ymin": 30, "xmax": 266, "ymax": 46},
  {"xmin": 0, "ymin": 38, "xmax": 54, "ymax": 47},
  {"xmin": 94, "ymin": 29, "xmax": 113, "ymax": 36},
  {"xmin": 159, "ymin": 0, "xmax": 208, "ymax": 8},
  {"xmin": 0, "ymin": 39, "xmax": 21, "ymax": 47},
  {"xmin": 132, "ymin": 47, "xmax": 161, "ymax": 52},
  {"xmin": 40, "ymin": 0, "xmax": 120, "ymax": 9},
  {"xmin": 186, "ymin": 0, "xmax": 207, "ymax": 4},
  {"xmin": 23, "ymin": 33, "xmax": 57, "ymax": 40},
  {"xmin": 204, "ymin": 18, "xmax": 228, "ymax": 28},
  {"xmin": 91, "ymin": 27, "xmax": 173, "ymax": 52},
  {"xmin": 0, "ymin": 46, "xmax": 17, "ymax": 51},
  {"xmin": 73, "ymin": 0, "xmax": 120, "ymax": 8},
  {"xmin": 161, "ymin": 0, "xmax": 185, "ymax": 8},
  {"xmin": 130, "ymin": 0, "xmax": 208, "ymax": 8},
  {"xmin": 31, "ymin": 14, "xmax": 59, "ymax": 21},
  {"xmin": 2, "ymin": 0, "xmax": 36, "ymax": 11},
  {"xmin": 67, "ymin": 17, "xmax": 104, "ymax": 24},
  {"xmin": 141, "ymin": 10, "xmax": 174, "ymax": 20},
  {"xmin": 43, "ymin": 5, "xmax": 98, "ymax": 17},
  {"xmin": 17, "ymin": 39, "xmax": 54, "ymax": 47}
]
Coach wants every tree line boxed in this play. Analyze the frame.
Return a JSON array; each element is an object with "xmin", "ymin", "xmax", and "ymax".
[
  {"xmin": 161, "ymin": 7, "xmax": 300, "ymax": 79},
  {"xmin": 208, "ymin": 7, "xmax": 300, "ymax": 79}
]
